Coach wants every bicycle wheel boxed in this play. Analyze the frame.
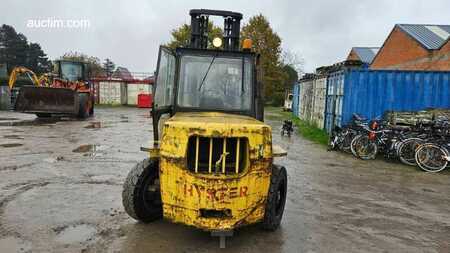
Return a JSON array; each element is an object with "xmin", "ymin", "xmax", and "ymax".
[
  {"xmin": 339, "ymin": 130, "xmax": 356, "ymax": 153},
  {"xmin": 350, "ymin": 134, "xmax": 361, "ymax": 157},
  {"xmin": 398, "ymin": 138, "xmax": 424, "ymax": 166},
  {"xmin": 415, "ymin": 143, "xmax": 448, "ymax": 172},
  {"xmin": 351, "ymin": 134, "xmax": 378, "ymax": 160}
]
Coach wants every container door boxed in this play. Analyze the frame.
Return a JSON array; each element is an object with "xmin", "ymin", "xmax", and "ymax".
[
  {"xmin": 312, "ymin": 77, "xmax": 326, "ymax": 129},
  {"xmin": 121, "ymin": 83, "xmax": 128, "ymax": 105},
  {"xmin": 292, "ymin": 83, "xmax": 299, "ymax": 116},
  {"xmin": 325, "ymin": 71, "xmax": 344, "ymax": 133}
]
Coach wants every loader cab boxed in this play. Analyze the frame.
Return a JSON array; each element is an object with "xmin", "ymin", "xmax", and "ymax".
[{"xmin": 53, "ymin": 60, "xmax": 88, "ymax": 82}]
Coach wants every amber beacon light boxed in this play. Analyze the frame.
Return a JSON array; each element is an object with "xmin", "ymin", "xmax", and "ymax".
[{"xmin": 242, "ymin": 38, "xmax": 253, "ymax": 50}]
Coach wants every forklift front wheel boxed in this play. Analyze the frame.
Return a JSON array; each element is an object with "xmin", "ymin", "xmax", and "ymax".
[
  {"xmin": 122, "ymin": 158, "xmax": 163, "ymax": 223},
  {"xmin": 262, "ymin": 165, "xmax": 287, "ymax": 231}
]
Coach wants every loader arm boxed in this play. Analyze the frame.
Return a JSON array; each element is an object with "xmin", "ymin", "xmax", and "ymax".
[{"xmin": 8, "ymin": 66, "xmax": 42, "ymax": 90}]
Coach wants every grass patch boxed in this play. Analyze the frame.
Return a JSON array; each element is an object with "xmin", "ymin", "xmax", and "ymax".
[
  {"xmin": 291, "ymin": 117, "xmax": 329, "ymax": 145},
  {"xmin": 264, "ymin": 106, "xmax": 329, "ymax": 145},
  {"xmin": 264, "ymin": 106, "xmax": 292, "ymax": 120}
]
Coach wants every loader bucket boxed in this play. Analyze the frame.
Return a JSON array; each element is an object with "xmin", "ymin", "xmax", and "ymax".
[{"xmin": 14, "ymin": 86, "xmax": 79, "ymax": 115}]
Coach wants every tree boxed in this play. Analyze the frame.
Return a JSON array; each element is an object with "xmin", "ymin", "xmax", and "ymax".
[
  {"xmin": 103, "ymin": 58, "xmax": 115, "ymax": 77},
  {"xmin": 60, "ymin": 51, "xmax": 104, "ymax": 77},
  {"xmin": 282, "ymin": 49, "xmax": 304, "ymax": 76},
  {"xmin": 166, "ymin": 22, "xmax": 223, "ymax": 49},
  {"xmin": 241, "ymin": 14, "xmax": 286, "ymax": 104},
  {"xmin": 280, "ymin": 50, "xmax": 304, "ymax": 92},
  {"xmin": 27, "ymin": 42, "xmax": 52, "ymax": 74},
  {"xmin": 281, "ymin": 64, "xmax": 298, "ymax": 90},
  {"xmin": 0, "ymin": 24, "xmax": 52, "ymax": 74}
]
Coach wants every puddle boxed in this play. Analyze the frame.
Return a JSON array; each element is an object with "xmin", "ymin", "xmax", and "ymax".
[
  {"xmin": 3, "ymin": 135, "xmax": 24, "ymax": 140},
  {"xmin": 6, "ymin": 119, "xmax": 59, "ymax": 127},
  {"xmin": 0, "ymin": 162, "xmax": 35, "ymax": 171},
  {"xmin": 0, "ymin": 236, "xmax": 31, "ymax": 253},
  {"xmin": 54, "ymin": 224, "xmax": 97, "ymax": 244},
  {"xmin": 43, "ymin": 156, "xmax": 64, "ymax": 163},
  {"xmin": 0, "ymin": 143, "xmax": 23, "ymax": 148},
  {"xmin": 325, "ymin": 163, "xmax": 342, "ymax": 167},
  {"xmin": 84, "ymin": 122, "xmax": 108, "ymax": 129},
  {"xmin": 72, "ymin": 144, "xmax": 107, "ymax": 157},
  {"xmin": 119, "ymin": 115, "xmax": 130, "ymax": 122},
  {"xmin": 0, "ymin": 117, "xmax": 20, "ymax": 121},
  {"xmin": 140, "ymin": 113, "xmax": 151, "ymax": 118},
  {"xmin": 73, "ymin": 144, "xmax": 96, "ymax": 153}
]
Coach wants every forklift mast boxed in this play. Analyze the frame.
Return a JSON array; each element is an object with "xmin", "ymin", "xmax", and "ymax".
[{"xmin": 189, "ymin": 9, "xmax": 243, "ymax": 51}]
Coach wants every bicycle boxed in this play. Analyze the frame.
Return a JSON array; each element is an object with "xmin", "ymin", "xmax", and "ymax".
[{"xmin": 328, "ymin": 114, "xmax": 368, "ymax": 153}]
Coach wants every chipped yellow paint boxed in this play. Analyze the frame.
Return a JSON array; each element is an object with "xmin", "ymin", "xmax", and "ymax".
[{"xmin": 156, "ymin": 112, "xmax": 273, "ymax": 231}]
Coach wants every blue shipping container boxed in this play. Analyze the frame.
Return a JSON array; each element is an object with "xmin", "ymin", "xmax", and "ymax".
[
  {"xmin": 325, "ymin": 69, "xmax": 450, "ymax": 133},
  {"xmin": 292, "ymin": 82, "xmax": 300, "ymax": 117}
]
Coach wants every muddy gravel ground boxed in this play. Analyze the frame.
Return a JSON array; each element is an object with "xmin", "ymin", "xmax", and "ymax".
[{"xmin": 0, "ymin": 107, "xmax": 449, "ymax": 253}]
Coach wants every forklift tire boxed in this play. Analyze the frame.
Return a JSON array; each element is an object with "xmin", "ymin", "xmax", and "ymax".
[
  {"xmin": 262, "ymin": 165, "xmax": 287, "ymax": 231},
  {"xmin": 77, "ymin": 93, "xmax": 90, "ymax": 119},
  {"xmin": 122, "ymin": 158, "xmax": 163, "ymax": 223}
]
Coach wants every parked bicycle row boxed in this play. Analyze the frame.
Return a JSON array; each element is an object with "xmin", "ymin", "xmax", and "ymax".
[{"xmin": 328, "ymin": 113, "xmax": 450, "ymax": 173}]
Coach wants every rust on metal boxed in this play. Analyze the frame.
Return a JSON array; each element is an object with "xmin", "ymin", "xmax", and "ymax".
[
  {"xmin": 158, "ymin": 112, "xmax": 274, "ymax": 230},
  {"xmin": 14, "ymin": 86, "xmax": 78, "ymax": 114}
]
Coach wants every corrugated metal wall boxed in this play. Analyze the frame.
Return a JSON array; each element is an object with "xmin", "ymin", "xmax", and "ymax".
[
  {"xmin": 127, "ymin": 83, "xmax": 152, "ymax": 105},
  {"xmin": 99, "ymin": 81, "xmax": 123, "ymax": 104},
  {"xmin": 0, "ymin": 64, "xmax": 7, "ymax": 78},
  {"xmin": 325, "ymin": 71, "xmax": 345, "ymax": 132},
  {"xmin": 299, "ymin": 79, "xmax": 314, "ymax": 121},
  {"xmin": 0, "ymin": 64, "xmax": 10, "ymax": 110},
  {"xmin": 0, "ymin": 86, "xmax": 11, "ymax": 110},
  {"xmin": 311, "ymin": 76, "xmax": 327, "ymax": 129},
  {"xmin": 325, "ymin": 69, "xmax": 450, "ymax": 133},
  {"xmin": 298, "ymin": 76, "xmax": 327, "ymax": 129},
  {"xmin": 96, "ymin": 81, "xmax": 153, "ymax": 106},
  {"xmin": 292, "ymin": 83, "xmax": 300, "ymax": 116}
]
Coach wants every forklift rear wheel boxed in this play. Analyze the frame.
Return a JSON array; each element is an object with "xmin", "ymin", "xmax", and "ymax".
[
  {"xmin": 122, "ymin": 158, "xmax": 163, "ymax": 223},
  {"xmin": 262, "ymin": 165, "xmax": 287, "ymax": 231}
]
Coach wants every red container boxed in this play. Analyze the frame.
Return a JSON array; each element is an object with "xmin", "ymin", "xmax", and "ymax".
[{"xmin": 137, "ymin": 94, "xmax": 152, "ymax": 108}]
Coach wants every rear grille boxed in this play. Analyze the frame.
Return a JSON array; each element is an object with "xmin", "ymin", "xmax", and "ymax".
[{"xmin": 187, "ymin": 136, "xmax": 248, "ymax": 174}]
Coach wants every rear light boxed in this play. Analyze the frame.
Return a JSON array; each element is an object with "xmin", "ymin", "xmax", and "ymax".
[{"xmin": 368, "ymin": 131, "xmax": 376, "ymax": 140}]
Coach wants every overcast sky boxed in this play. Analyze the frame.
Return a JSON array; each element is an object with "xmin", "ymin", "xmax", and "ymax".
[{"xmin": 2, "ymin": 0, "xmax": 450, "ymax": 73}]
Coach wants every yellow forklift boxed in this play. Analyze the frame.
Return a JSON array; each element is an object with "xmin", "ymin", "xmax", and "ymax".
[{"xmin": 122, "ymin": 9, "xmax": 288, "ymax": 246}]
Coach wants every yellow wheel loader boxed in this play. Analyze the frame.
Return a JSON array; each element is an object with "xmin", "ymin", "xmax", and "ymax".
[
  {"xmin": 122, "ymin": 9, "xmax": 288, "ymax": 245},
  {"xmin": 8, "ymin": 61, "xmax": 94, "ymax": 118}
]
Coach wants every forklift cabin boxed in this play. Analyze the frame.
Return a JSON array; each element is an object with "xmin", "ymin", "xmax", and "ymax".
[{"xmin": 152, "ymin": 10, "xmax": 264, "ymax": 142}]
